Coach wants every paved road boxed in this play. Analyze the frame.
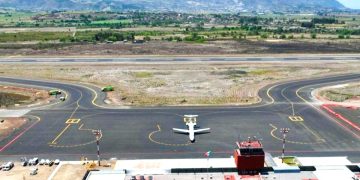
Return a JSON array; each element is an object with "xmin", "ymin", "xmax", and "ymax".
[
  {"xmin": 0, "ymin": 73, "xmax": 360, "ymax": 162},
  {"xmin": 0, "ymin": 55, "xmax": 360, "ymax": 63}
]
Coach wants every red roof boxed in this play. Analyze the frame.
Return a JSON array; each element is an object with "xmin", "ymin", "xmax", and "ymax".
[{"xmin": 237, "ymin": 140, "xmax": 262, "ymax": 149}]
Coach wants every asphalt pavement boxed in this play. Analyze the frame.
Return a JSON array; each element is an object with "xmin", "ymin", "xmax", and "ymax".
[{"xmin": 0, "ymin": 72, "xmax": 360, "ymax": 162}]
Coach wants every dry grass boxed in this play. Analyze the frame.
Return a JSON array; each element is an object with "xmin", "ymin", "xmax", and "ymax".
[
  {"xmin": 319, "ymin": 83, "xmax": 360, "ymax": 102},
  {"xmin": 0, "ymin": 85, "xmax": 52, "ymax": 107},
  {"xmin": 1, "ymin": 61, "xmax": 360, "ymax": 106},
  {"xmin": 0, "ymin": 117, "xmax": 27, "ymax": 141}
]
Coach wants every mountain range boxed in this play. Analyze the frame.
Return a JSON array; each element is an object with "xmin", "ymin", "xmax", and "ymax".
[{"xmin": 0, "ymin": 0, "xmax": 347, "ymax": 12}]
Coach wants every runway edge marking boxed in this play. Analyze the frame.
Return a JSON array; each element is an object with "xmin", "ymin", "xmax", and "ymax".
[{"xmin": 0, "ymin": 115, "xmax": 41, "ymax": 152}]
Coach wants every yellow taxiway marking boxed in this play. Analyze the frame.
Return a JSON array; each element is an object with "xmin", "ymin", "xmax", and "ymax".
[
  {"xmin": 299, "ymin": 122, "xmax": 324, "ymax": 142},
  {"xmin": 49, "ymin": 124, "xmax": 71, "ymax": 145},
  {"xmin": 66, "ymin": 118, "xmax": 81, "ymax": 124},
  {"xmin": 49, "ymin": 124, "xmax": 103, "ymax": 148},
  {"xmin": 288, "ymin": 116, "xmax": 304, "ymax": 122},
  {"xmin": 148, "ymin": 124, "xmax": 192, "ymax": 147},
  {"xmin": 269, "ymin": 124, "xmax": 325, "ymax": 145},
  {"xmin": 49, "ymin": 88, "xmax": 83, "ymax": 145}
]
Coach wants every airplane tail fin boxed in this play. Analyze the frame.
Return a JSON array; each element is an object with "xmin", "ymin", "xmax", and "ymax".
[
  {"xmin": 173, "ymin": 128, "xmax": 190, "ymax": 133},
  {"xmin": 194, "ymin": 128, "xmax": 211, "ymax": 133}
]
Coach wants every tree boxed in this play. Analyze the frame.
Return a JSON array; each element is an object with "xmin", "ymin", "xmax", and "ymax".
[{"xmin": 311, "ymin": 33, "xmax": 317, "ymax": 39}]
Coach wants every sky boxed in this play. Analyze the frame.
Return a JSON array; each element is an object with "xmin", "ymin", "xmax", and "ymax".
[{"xmin": 337, "ymin": 0, "xmax": 360, "ymax": 9}]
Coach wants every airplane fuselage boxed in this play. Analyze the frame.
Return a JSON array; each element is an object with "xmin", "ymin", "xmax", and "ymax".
[{"xmin": 187, "ymin": 122, "xmax": 196, "ymax": 142}]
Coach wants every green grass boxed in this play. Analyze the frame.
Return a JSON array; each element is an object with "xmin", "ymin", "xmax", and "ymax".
[
  {"xmin": 0, "ymin": 11, "xmax": 36, "ymax": 25},
  {"xmin": 0, "ymin": 32, "xmax": 72, "ymax": 42},
  {"xmin": 90, "ymin": 19, "xmax": 132, "ymax": 25}
]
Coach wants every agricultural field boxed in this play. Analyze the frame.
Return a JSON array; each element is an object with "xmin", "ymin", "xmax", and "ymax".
[{"xmin": 0, "ymin": 10, "xmax": 360, "ymax": 54}]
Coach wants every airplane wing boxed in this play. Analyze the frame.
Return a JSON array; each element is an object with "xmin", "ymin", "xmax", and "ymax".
[
  {"xmin": 194, "ymin": 128, "xmax": 210, "ymax": 133},
  {"xmin": 173, "ymin": 128, "xmax": 189, "ymax": 133}
]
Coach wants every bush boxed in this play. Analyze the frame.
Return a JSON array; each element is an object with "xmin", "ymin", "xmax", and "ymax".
[
  {"xmin": 311, "ymin": 33, "xmax": 317, "ymax": 39},
  {"xmin": 144, "ymin": 36, "xmax": 151, "ymax": 41},
  {"xmin": 260, "ymin": 33, "xmax": 268, "ymax": 39}
]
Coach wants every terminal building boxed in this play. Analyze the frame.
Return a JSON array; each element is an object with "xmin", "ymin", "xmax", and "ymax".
[{"xmin": 80, "ymin": 139, "xmax": 360, "ymax": 180}]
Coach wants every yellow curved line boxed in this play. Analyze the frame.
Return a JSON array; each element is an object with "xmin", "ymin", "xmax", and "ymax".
[
  {"xmin": 76, "ymin": 83, "xmax": 106, "ymax": 109},
  {"xmin": 49, "ymin": 124, "xmax": 102, "ymax": 148},
  {"xmin": 295, "ymin": 87, "xmax": 309, "ymax": 104},
  {"xmin": 269, "ymin": 124, "xmax": 325, "ymax": 145},
  {"xmin": 148, "ymin": 125, "xmax": 192, "ymax": 147},
  {"xmin": 266, "ymin": 84, "xmax": 275, "ymax": 104}
]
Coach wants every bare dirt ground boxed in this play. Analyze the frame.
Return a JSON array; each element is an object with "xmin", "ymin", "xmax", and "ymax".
[
  {"xmin": 52, "ymin": 164, "xmax": 87, "ymax": 180},
  {"xmin": 0, "ymin": 162, "xmax": 56, "ymax": 180},
  {"xmin": 0, "ymin": 117, "xmax": 27, "ymax": 141},
  {"xmin": 1, "ymin": 40, "xmax": 360, "ymax": 56},
  {"xmin": 52, "ymin": 161, "xmax": 115, "ymax": 180},
  {"xmin": 0, "ymin": 85, "xmax": 52, "ymax": 108},
  {"xmin": 1, "ymin": 61, "xmax": 360, "ymax": 106}
]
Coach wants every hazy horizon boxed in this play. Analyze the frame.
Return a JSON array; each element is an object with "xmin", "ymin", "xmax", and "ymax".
[{"xmin": 338, "ymin": 0, "xmax": 360, "ymax": 9}]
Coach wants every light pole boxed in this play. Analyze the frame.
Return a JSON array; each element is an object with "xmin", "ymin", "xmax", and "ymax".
[
  {"xmin": 93, "ymin": 130, "xmax": 102, "ymax": 166},
  {"xmin": 280, "ymin": 128, "xmax": 290, "ymax": 163}
]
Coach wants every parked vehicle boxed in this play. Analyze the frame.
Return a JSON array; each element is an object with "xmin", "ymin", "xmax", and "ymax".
[
  {"xmin": 101, "ymin": 85, "xmax": 114, "ymax": 92},
  {"xmin": 45, "ymin": 159, "xmax": 50, "ymax": 165},
  {"xmin": 29, "ymin": 158, "xmax": 39, "ymax": 165},
  {"xmin": 2, "ymin": 162, "xmax": 14, "ymax": 171},
  {"xmin": 39, "ymin": 159, "xmax": 45, "ymax": 165},
  {"xmin": 49, "ymin": 90, "xmax": 61, "ymax": 95},
  {"xmin": 21, "ymin": 161, "xmax": 28, "ymax": 166},
  {"xmin": 20, "ymin": 157, "xmax": 28, "ymax": 166},
  {"xmin": 54, "ymin": 159, "xmax": 60, "ymax": 165},
  {"xmin": 30, "ymin": 167, "xmax": 38, "ymax": 175},
  {"xmin": 49, "ymin": 161, "xmax": 54, "ymax": 167}
]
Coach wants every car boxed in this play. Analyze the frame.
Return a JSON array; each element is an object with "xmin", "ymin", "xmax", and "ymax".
[
  {"xmin": 2, "ymin": 162, "xmax": 14, "ymax": 171},
  {"xmin": 45, "ymin": 159, "xmax": 50, "ymax": 165},
  {"xmin": 49, "ymin": 161, "xmax": 54, "ymax": 167},
  {"xmin": 21, "ymin": 161, "xmax": 28, "ymax": 166},
  {"xmin": 30, "ymin": 167, "xmax": 38, "ymax": 176},
  {"xmin": 30, "ymin": 158, "xmax": 39, "ymax": 165},
  {"xmin": 60, "ymin": 96, "xmax": 66, "ymax": 101},
  {"xmin": 48, "ymin": 90, "xmax": 61, "ymax": 95},
  {"xmin": 54, "ymin": 159, "xmax": 60, "ymax": 165},
  {"xmin": 39, "ymin": 159, "xmax": 45, "ymax": 165}
]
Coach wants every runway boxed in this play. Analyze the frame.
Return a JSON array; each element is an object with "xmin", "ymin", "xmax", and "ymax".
[
  {"xmin": 0, "ymin": 72, "xmax": 360, "ymax": 161},
  {"xmin": 0, "ymin": 55, "xmax": 360, "ymax": 63}
]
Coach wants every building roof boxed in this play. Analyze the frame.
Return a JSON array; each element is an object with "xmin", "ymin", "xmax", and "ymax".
[
  {"xmin": 86, "ymin": 170, "xmax": 126, "ymax": 180},
  {"xmin": 237, "ymin": 140, "xmax": 263, "ymax": 149}
]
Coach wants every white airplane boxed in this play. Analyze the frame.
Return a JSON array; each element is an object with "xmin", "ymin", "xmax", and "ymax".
[{"xmin": 173, "ymin": 115, "xmax": 210, "ymax": 143}]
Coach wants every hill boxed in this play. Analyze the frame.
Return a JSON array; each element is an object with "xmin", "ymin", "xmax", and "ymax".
[{"xmin": 0, "ymin": 0, "xmax": 346, "ymax": 12}]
